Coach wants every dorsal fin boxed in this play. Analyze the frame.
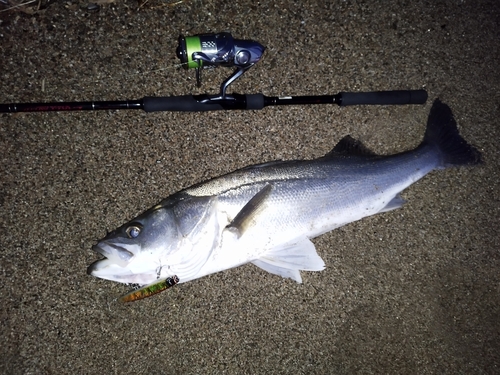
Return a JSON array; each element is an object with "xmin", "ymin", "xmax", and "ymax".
[{"xmin": 325, "ymin": 135, "xmax": 378, "ymax": 157}]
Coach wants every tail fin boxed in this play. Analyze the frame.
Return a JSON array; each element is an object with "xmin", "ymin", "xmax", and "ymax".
[{"xmin": 422, "ymin": 99, "xmax": 482, "ymax": 168}]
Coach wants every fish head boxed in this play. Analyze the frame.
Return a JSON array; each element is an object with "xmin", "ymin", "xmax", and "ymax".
[
  {"xmin": 88, "ymin": 204, "xmax": 183, "ymax": 285},
  {"xmin": 88, "ymin": 195, "xmax": 220, "ymax": 285}
]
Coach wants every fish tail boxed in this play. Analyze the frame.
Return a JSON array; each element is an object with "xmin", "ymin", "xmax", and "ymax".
[{"xmin": 422, "ymin": 99, "xmax": 482, "ymax": 168}]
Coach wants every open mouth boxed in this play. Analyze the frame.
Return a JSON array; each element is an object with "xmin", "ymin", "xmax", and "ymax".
[
  {"xmin": 91, "ymin": 242, "xmax": 134, "ymax": 267},
  {"xmin": 87, "ymin": 242, "xmax": 133, "ymax": 279},
  {"xmin": 87, "ymin": 241, "xmax": 158, "ymax": 285}
]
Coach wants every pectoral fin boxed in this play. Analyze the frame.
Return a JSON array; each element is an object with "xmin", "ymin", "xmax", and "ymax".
[
  {"xmin": 227, "ymin": 184, "xmax": 273, "ymax": 238},
  {"xmin": 252, "ymin": 238, "xmax": 326, "ymax": 283}
]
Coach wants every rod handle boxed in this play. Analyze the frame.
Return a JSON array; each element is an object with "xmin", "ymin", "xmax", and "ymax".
[
  {"xmin": 339, "ymin": 90, "xmax": 428, "ymax": 106},
  {"xmin": 143, "ymin": 94, "xmax": 265, "ymax": 112}
]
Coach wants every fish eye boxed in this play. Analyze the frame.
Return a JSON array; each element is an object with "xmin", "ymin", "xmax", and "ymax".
[{"xmin": 125, "ymin": 225, "xmax": 142, "ymax": 239}]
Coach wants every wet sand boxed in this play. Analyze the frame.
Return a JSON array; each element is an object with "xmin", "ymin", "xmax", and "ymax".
[{"xmin": 1, "ymin": 1, "xmax": 499, "ymax": 373}]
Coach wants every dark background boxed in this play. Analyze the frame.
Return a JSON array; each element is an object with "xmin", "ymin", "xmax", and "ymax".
[{"xmin": 1, "ymin": 0, "xmax": 498, "ymax": 373}]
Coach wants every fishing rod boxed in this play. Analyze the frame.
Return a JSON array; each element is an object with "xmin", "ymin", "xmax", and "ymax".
[{"xmin": 0, "ymin": 32, "xmax": 427, "ymax": 113}]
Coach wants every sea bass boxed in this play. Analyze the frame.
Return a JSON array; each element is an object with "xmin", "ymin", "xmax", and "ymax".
[{"xmin": 88, "ymin": 100, "xmax": 481, "ymax": 299}]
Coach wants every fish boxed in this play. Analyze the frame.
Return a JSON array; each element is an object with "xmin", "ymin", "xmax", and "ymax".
[{"xmin": 87, "ymin": 99, "xmax": 481, "ymax": 299}]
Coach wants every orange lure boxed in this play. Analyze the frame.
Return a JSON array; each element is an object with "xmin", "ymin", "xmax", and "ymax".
[{"xmin": 119, "ymin": 275, "xmax": 179, "ymax": 303}]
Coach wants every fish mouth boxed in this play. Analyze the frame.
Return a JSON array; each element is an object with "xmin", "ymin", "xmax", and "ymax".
[
  {"xmin": 91, "ymin": 242, "xmax": 134, "ymax": 267},
  {"xmin": 86, "ymin": 258, "xmax": 157, "ymax": 284},
  {"xmin": 87, "ymin": 257, "xmax": 113, "ymax": 275},
  {"xmin": 88, "ymin": 241, "xmax": 158, "ymax": 284},
  {"xmin": 87, "ymin": 242, "xmax": 133, "ymax": 279}
]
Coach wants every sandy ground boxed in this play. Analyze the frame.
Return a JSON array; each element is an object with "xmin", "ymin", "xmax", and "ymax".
[{"xmin": 1, "ymin": 0, "xmax": 499, "ymax": 374}]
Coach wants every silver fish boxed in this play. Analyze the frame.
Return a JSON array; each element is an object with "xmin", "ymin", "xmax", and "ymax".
[{"xmin": 88, "ymin": 100, "xmax": 481, "ymax": 293}]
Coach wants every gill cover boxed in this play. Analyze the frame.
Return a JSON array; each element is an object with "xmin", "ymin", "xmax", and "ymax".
[{"xmin": 163, "ymin": 195, "xmax": 221, "ymax": 281}]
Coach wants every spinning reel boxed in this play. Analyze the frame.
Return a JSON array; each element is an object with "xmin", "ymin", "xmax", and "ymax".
[{"xmin": 176, "ymin": 32, "xmax": 266, "ymax": 98}]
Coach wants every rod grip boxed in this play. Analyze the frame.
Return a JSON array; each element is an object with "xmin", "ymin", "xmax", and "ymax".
[{"xmin": 339, "ymin": 90, "xmax": 428, "ymax": 106}]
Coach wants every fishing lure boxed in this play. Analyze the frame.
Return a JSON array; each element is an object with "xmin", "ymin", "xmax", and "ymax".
[{"xmin": 119, "ymin": 275, "xmax": 179, "ymax": 303}]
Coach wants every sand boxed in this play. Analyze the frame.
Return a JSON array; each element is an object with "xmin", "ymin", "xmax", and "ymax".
[{"xmin": 1, "ymin": 0, "xmax": 498, "ymax": 373}]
